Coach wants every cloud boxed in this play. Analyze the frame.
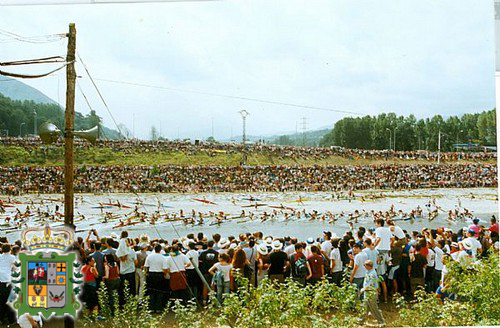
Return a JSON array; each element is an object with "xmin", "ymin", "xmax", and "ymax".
[{"xmin": 0, "ymin": 0, "xmax": 495, "ymax": 140}]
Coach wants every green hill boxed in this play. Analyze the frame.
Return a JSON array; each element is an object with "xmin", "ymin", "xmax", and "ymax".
[{"xmin": 0, "ymin": 77, "xmax": 58, "ymax": 105}]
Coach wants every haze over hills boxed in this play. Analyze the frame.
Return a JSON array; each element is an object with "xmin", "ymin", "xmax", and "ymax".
[
  {"xmin": 0, "ymin": 77, "xmax": 58, "ymax": 105},
  {"xmin": 0, "ymin": 77, "xmax": 121, "ymax": 139}
]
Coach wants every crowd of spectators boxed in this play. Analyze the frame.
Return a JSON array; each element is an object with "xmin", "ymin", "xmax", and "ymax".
[
  {"xmin": 1, "ymin": 137, "xmax": 497, "ymax": 162},
  {"xmin": 0, "ymin": 163, "xmax": 497, "ymax": 194},
  {"xmin": 1, "ymin": 215, "xmax": 498, "ymax": 326}
]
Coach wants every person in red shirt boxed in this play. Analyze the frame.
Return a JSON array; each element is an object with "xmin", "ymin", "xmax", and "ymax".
[
  {"xmin": 81, "ymin": 257, "xmax": 99, "ymax": 314},
  {"xmin": 306, "ymin": 245, "xmax": 324, "ymax": 285},
  {"xmin": 489, "ymin": 216, "xmax": 498, "ymax": 234}
]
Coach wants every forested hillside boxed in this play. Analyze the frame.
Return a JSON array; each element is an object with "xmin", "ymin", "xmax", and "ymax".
[
  {"xmin": 0, "ymin": 93, "xmax": 120, "ymax": 138},
  {"xmin": 320, "ymin": 110, "xmax": 496, "ymax": 151}
]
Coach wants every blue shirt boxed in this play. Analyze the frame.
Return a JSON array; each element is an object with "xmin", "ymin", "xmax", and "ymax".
[{"xmin": 363, "ymin": 268, "xmax": 379, "ymax": 290}]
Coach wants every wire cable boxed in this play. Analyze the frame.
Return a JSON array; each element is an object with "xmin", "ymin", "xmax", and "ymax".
[
  {"xmin": 95, "ymin": 77, "xmax": 365, "ymax": 116},
  {"xmin": 0, "ymin": 29, "xmax": 66, "ymax": 44},
  {"xmin": 0, "ymin": 61, "xmax": 73, "ymax": 79},
  {"xmin": 0, "ymin": 56, "xmax": 66, "ymax": 66},
  {"xmin": 77, "ymin": 53, "xmax": 125, "ymax": 139}
]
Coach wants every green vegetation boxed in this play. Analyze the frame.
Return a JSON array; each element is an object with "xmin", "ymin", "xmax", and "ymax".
[
  {"xmin": 0, "ymin": 93, "xmax": 119, "ymax": 138},
  {"xmin": 2, "ymin": 145, "xmax": 494, "ymax": 167},
  {"xmin": 320, "ymin": 109, "xmax": 497, "ymax": 151},
  {"xmin": 394, "ymin": 252, "xmax": 499, "ymax": 327}
]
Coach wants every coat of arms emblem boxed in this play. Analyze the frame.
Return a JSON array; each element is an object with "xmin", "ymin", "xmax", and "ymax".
[{"xmin": 10, "ymin": 225, "xmax": 82, "ymax": 319}]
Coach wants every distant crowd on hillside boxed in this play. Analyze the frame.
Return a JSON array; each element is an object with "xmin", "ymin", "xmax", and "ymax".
[
  {"xmin": 0, "ymin": 137, "xmax": 497, "ymax": 162},
  {"xmin": 0, "ymin": 163, "xmax": 496, "ymax": 195}
]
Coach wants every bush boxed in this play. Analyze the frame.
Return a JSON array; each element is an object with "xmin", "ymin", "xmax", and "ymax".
[
  {"xmin": 80, "ymin": 281, "xmax": 163, "ymax": 328},
  {"xmin": 394, "ymin": 250, "xmax": 500, "ymax": 327},
  {"xmin": 172, "ymin": 277, "xmax": 363, "ymax": 328}
]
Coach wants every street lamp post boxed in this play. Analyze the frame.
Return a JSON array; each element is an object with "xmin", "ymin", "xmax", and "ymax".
[
  {"xmin": 19, "ymin": 122, "xmax": 26, "ymax": 137},
  {"xmin": 239, "ymin": 110, "xmax": 249, "ymax": 165},
  {"xmin": 456, "ymin": 129, "xmax": 463, "ymax": 160},
  {"xmin": 34, "ymin": 110, "xmax": 37, "ymax": 135},
  {"xmin": 393, "ymin": 127, "xmax": 397, "ymax": 151},
  {"xmin": 386, "ymin": 128, "xmax": 392, "ymax": 151}
]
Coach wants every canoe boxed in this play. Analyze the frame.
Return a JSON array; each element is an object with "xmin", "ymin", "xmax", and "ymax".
[
  {"xmin": 241, "ymin": 203, "xmax": 267, "ymax": 208},
  {"xmin": 193, "ymin": 198, "xmax": 217, "ymax": 205}
]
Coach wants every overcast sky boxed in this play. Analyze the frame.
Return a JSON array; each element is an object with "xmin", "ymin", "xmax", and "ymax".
[{"xmin": 0, "ymin": 0, "xmax": 496, "ymax": 140}]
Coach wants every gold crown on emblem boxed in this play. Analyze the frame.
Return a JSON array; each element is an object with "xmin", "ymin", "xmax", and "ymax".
[{"xmin": 21, "ymin": 225, "xmax": 74, "ymax": 252}]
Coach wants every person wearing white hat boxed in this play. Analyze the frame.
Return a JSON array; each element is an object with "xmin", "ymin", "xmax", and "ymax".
[
  {"xmin": 457, "ymin": 239, "xmax": 475, "ymax": 264},
  {"xmin": 268, "ymin": 240, "xmax": 288, "ymax": 284},
  {"xmin": 304, "ymin": 237, "xmax": 315, "ymax": 258},
  {"xmin": 256, "ymin": 244, "xmax": 270, "ymax": 286},
  {"xmin": 217, "ymin": 238, "xmax": 230, "ymax": 255}
]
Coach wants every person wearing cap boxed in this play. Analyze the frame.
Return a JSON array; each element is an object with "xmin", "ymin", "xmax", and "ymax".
[
  {"xmin": 361, "ymin": 260, "xmax": 385, "ymax": 326},
  {"xmin": 349, "ymin": 243, "xmax": 368, "ymax": 291},
  {"xmin": 256, "ymin": 243, "xmax": 270, "ymax": 286},
  {"xmin": 268, "ymin": 240, "xmax": 289, "ymax": 284},
  {"xmin": 304, "ymin": 237, "xmax": 315, "ymax": 258}
]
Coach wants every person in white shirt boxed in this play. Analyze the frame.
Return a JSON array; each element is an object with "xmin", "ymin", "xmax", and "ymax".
[
  {"xmin": 463, "ymin": 230, "xmax": 482, "ymax": 258},
  {"xmin": 374, "ymin": 219, "xmax": 392, "ymax": 252},
  {"xmin": 185, "ymin": 241, "xmax": 200, "ymax": 300},
  {"xmin": 433, "ymin": 240, "xmax": 445, "ymax": 291},
  {"xmin": 144, "ymin": 244, "xmax": 168, "ymax": 312},
  {"xmin": 321, "ymin": 231, "xmax": 333, "ymax": 260},
  {"xmin": 329, "ymin": 238, "xmax": 343, "ymax": 286},
  {"xmin": 0, "ymin": 243, "xmax": 17, "ymax": 325},
  {"xmin": 349, "ymin": 244, "xmax": 368, "ymax": 291},
  {"xmin": 284, "ymin": 238, "xmax": 297, "ymax": 257},
  {"xmin": 165, "ymin": 245, "xmax": 192, "ymax": 301},
  {"xmin": 425, "ymin": 241, "xmax": 436, "ymax": 292},
  {"xmin": 118, "ymin": 239, "xmax": 138, "ymax": 305}
]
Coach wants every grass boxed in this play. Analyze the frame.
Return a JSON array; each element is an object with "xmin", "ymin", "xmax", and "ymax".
[{"xmin": 0, "ymin": 145, "xmax": 496, "ymax": 167}]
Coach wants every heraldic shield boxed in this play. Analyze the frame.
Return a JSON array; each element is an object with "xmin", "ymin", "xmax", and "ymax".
[{"xmin": 12, "ymin": 252, "xmax": 82, "ymax": 318}]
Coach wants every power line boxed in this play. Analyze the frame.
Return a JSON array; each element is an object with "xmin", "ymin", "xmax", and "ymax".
[
  {"xmin": 95, "ymin": 77, "xmax": 365, "ymax": 116},
  {"xmin": 77, "ymin": 53, "xmax": 125, "ymax": 139},
  {"xmin": 0, "ymin": 61, "xmax": 73, "ymax": 79},
  {"xmin": 0, "ymin": 28, "xmax": 66, "ymax": 44},
  {"xmin": 0, "ymin": 56, "xmax": 66, "ymax": 66}
]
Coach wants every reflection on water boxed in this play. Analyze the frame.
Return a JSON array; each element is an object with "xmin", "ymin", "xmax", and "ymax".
[{"xmin": 1, "ymin": 188, "xmax": 497, "ymax": 241}]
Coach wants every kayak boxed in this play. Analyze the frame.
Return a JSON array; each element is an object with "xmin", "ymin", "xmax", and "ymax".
[
  {"xmin": 241, "ymin": 203, "xmax": 267, "ymax": 208},
  {"xmin": 268, "ymin": 205, "xmax": 295, "ymax": 211},
  {"xmin": 99, "ymin": 202, "xmax": 132, "ymax": 209},
  {"xmin": 193, "ymin": 198, "xmax": 217, "ymax": 205}
]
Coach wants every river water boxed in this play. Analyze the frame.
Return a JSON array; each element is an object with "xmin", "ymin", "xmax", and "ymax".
[{"xmin": 1, "ymin": 188, "xmax": 498, "ymax": 241}]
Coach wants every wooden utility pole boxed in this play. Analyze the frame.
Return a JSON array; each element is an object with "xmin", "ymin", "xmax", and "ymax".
[
  {"xmin": 64, "ymin": 23, "xmax": 76, "ymax": 230},
  {"xmin": 64, "ymin": 23, "xmax": 76, "ymax": 328}
]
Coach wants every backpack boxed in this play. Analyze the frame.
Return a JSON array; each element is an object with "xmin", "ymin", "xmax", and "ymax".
[{"xmin": 291, "ymin": 254, "xmax": 308, "ymax": 277}]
